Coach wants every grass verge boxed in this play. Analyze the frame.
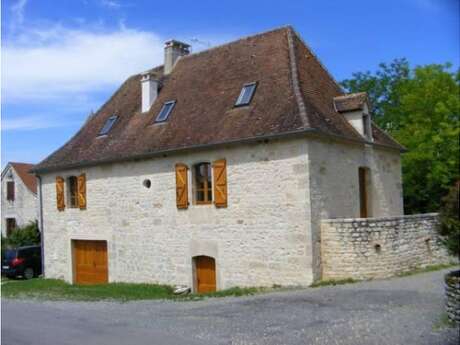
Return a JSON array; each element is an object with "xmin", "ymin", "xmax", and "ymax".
[
  {"xmin": 432, "ymin": 313, "xmax": 457, "ymax": 331},
  {"xmin": 396, "ymin": 263, "xmax": 458, "ymax": 278},
  {"xmin": 310, "ymin": 278, "xmax": 357, "ymax": 288},
  {"xmin": 310, "ymin": 263, "xmax": 459, "ymax": 287},
  {"xmin": 1, "ymin": 278, "xmax": 267, "ymax": 302}
]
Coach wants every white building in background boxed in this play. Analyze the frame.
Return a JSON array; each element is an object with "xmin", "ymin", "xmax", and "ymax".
[{"xmin": 1, "ymin": 162, "xmax": 38, "ymax": 236}]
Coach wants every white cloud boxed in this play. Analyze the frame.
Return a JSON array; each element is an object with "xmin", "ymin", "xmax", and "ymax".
[
  {"xmin": 2, "ymin": 25, "xmax": 164, "ymax": 102},
  {"xmin": 10, "ymin": 0, "xmax": 28, "ymax": 26},
  {"xmin": 1, "ymin": 114, "xmax": 82, "ymax": 131},
  {"xmin": 99, "ymin": 0, "xmax": 122, "ymax": 9}
]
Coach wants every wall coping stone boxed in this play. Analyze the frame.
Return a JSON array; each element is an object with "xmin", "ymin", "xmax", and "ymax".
[{"xmin": 321, "ymin": 213, "xmax": 438, "ymax": 224}]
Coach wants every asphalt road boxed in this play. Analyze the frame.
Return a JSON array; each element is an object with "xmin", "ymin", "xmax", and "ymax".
[{"xmin": 2, "ymin": 269, "xmax": 459, "ymax": 345}]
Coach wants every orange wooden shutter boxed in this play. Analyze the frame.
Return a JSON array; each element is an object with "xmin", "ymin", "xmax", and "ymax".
[
  {"xmin": 77, "ymin": 173, "xmax": 87, "ymax": 210},
  {"xmin": 56, "ymin": 176, "xmax": 65, "ymax": 211},
  {"xmin": 213, "ymin": 159, "xmax": 227, "ymax": 208},
  {"xmin": 175, "ymin": 164, "xmax": 189, "ymax": 209}
]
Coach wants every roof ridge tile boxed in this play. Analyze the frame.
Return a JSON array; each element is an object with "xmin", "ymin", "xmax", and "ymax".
[
  {"xmin": 178, "ymin": 25, "xmax": 293, "ymax": 62},
  {"xmin": 286, "ymin": 27, "xmax": 309, "ymax": 128}
]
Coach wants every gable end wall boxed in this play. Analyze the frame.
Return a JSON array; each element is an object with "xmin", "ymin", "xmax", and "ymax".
[
  {"xmin": 307, "ymin": 138, "xmax": 404, "ymax": 279},
  {"xmin": 1, "ymin": 167, "xmax": 38, "ymax": 235}
]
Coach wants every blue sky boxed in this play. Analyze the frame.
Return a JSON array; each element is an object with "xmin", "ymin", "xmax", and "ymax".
[{"xmin": 1, "ymin": 0, "xmax": 459, "ymax": 167}]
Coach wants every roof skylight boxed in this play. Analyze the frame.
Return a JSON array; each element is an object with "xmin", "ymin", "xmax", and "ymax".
[
  {"xmin": 155, "ymin": 101, "xmax": 176, "ymax": 123},
  {"xmin": 235, "ymin": 82, "xmax": 257, "ymax": 106},
  {"xmin": 98, "ymin": 115, "xmax": 118, "ymax": 136}
]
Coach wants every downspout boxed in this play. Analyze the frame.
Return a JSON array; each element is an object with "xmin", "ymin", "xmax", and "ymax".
[{"xmin": 37, "ymin": 175, "xmax": 45, "ymax": 277}]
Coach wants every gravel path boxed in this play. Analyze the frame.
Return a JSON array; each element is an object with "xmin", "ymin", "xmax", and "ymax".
[{"xmin": 2, "ymin": 268, "xmax": 459, "ymax": 345}]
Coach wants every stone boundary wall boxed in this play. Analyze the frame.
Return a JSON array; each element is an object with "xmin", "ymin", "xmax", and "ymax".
[
  {"xmin": 321, "ymin": 213, "xmax": 451, "ymax": 280},
  {"xmin": 445, "ymin": 271, "xmax": 460, "ymax": 324}
]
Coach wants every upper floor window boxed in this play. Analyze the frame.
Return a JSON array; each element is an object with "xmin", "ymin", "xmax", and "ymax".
[
  {"xmin": 67, "ymin": 176, "xmax": 78, "ymax": 208},
  {"xmin": 6, "ymin": 181, "xmax": 15, "ymax": 201},
  {"xmin": 56, "ymin": 174, "xmax": 86, "ymax": 211},
  {"xmin": 235, "ymin": 82, "xmax": 257, "ymax": 106},
  {"xmin": 194, "ymin": 162, "xmax": 212, "ymax": 204},
  {"xmin": 99, "ymin": 115, "xmax": 118, "ymax": 136},
  {"xmin": 155, "ymin": 100, "xmax": 176, "ymax": 123}
]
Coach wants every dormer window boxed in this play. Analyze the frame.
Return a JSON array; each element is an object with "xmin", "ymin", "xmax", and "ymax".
[
  {"xmin": 99, "ymin": 115, "xmax": 118, "ymax": 136},
  {"xmin": 235, "ymin": 82, "xmax": 257, "ymax": 106},
  {"xmin": 155, "ymin": 101, "xmax": 176, "ymax": 123}
]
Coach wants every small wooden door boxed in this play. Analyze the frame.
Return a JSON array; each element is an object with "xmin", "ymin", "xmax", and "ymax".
[
  {"xmin": 195, "ymin": 256, "xmax": 216, "ymax": 293},
  {"xmin": 359, "ymin": 167, "xmax": 369, "ymax": 218},
  {"xmin": 74, "ymin": 240, "xmax": 108, "ymax": 285}
]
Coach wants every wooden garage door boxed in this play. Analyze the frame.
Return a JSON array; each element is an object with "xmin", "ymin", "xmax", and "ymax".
[
  {"xmin": 195, "ymin": 256, "xmax": 216, "ymax": 293},
  {"xmin": 74, "ymin": 240, "xmax": 108, "ymax": 285}
]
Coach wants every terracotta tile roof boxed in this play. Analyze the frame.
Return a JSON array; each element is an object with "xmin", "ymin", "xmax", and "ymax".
[
  {"xmin": 333, "ymin": 92, "xmax": 369, "ymax": 112},
  {"xmin": 33, "ymin": 26, "xmax": 403, "ymax": 173},
  {"xmin": 371, "ymin": 125, "xmax": 406, "ymax": 151},
  {"xmin": 9, "ymin": 163, "xmax": 37, "ymax": 194}
]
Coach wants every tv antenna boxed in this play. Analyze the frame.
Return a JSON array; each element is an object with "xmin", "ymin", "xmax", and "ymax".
[{"xmin": 190, "ymin": 37, "xmax": 211, "ymax": 51}]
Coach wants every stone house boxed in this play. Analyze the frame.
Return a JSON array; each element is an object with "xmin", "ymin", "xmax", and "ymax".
[
  {"xmin": 32, "ymin": 26, "xmax": 405, "ymax": 290},
  {"xmin": 1, "ymin": 162, "xmax": 38, "ymax": 236}
]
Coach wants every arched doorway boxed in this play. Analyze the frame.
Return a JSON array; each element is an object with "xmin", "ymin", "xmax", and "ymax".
[{"xmin": 194, "ymin": 256, "xmax": 216, "ymax": 293}]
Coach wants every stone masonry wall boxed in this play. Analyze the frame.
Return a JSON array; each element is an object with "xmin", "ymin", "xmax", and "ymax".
[
  {"xmin": 307, "ymin": 138, "xmax": 404, "ymax": 280},
  {"xmin": 41, "ymin": 137, "xmax": 316, "ymax": 289},
  {"xmin": 444, "ymin": 271, "xmax": 460, "ymax": 324},
  {"xmin": 321, "ymin": 213, "xmax": 451, "ymax": 280}
]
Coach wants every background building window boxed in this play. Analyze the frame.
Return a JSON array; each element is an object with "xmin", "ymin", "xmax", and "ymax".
[
  {"xmin": 6, "ymin": 181, "xmax": 15, "ymax": 201},
  {"xmin": 67, "ymin": 176, "xmax": 78, "ymax": 208},
  {"xmin": 194, "ymin": 163, "xmax": 212, "ymax": 204},
  {"xmin": 6, "ymin": 218, "xmax": 16, "ymax": 237}
]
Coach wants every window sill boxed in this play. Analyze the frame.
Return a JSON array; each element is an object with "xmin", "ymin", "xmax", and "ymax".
[{"xmin": 194, "ymin": 202, "xmax": 213, "ymax": 206}]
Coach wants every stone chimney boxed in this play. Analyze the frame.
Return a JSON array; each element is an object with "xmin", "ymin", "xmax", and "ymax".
[
  {"xmin": 141, "ymin": 72, "xmax": 158, "ymax": 113},
  {"xmin": 164, "ymin": 40, "xmax": 190, "ymax": 75}
]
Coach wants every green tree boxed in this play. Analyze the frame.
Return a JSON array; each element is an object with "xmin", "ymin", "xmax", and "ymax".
[
  {"xmin": 341, "ymin": 58, "xmax": 410, "ymax": 129},
  {"xmin": 341, "ymin": 60, "xmax": 459, "ymax": 213},
  {"xmin": 4, "ymin": 222, "xmax": 41, "ymax": 248},
  {"xmin": 437, "ymin": 183, "xmax": 460, "ymax": 257}
]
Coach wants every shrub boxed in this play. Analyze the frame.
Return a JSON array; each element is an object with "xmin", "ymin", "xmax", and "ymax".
[
  {"xmin": 1, "ymin": 234, "xmax": 8, "ymax": 257},
  {"xmin": 4, "ymin": 221, "xmax": 41, "ymax": 248},
  {"xmin": 437, "ymin": 183, "xmax": 460, "ymax": 257}
]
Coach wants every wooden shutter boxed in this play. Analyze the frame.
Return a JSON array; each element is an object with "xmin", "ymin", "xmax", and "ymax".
[
  {"xmin": 77, "ymin": 173, "xmax": 87, "ymax": 210},
  {"xmin": 213, "ymin": 159, "xmax": 228, "ymax": 208},
  {"xmin": 56, "ymin": 176, "xmax": 65, "ymax": 211},
  {"xmin": 175, "ymin": 164, "xmax": 189, "ymax": 209}
]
